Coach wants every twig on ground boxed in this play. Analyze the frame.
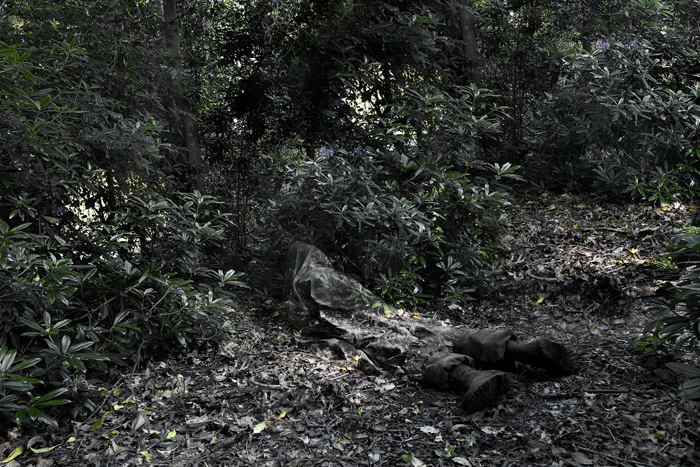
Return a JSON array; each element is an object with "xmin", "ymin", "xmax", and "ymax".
[
  {"xmin": 579, "ymin": 227, "xmax": 627, "ymax": 233},
  {"xmin": 527, "ymin": 272, "xmax": 562, "ymax": 283},
  {"xmin": 583, "ymin": 388, "xmax": 658, "ymax": 396},
  {"xmin": 531, "ymin": 387, "xmax": 658, "ymax": 399},
  {"xmin": 250, "ymin": 379, "xmax": 284, "ymax": 390},
  {"xmin": 575, "ymin": 444, "xmax": 647, "ymax": 466}
]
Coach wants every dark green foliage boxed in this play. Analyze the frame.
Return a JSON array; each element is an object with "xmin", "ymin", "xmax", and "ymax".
[
  {"xmin": 273, "ymin": 149, "xmax": 516, "ymax": 306},
  {"xmin": 268, "ymin": 83, "xmax": 520, "ymax": 306},
  {"xmin": 637, "ymin": 236, "xmax": 700, "ymax": 399},
  {"xmin": 0, "ymin": 196, "xmax": 242, "ymax": 426},
  {"xmin": 189, "ymin": 0, "xmax": 464, "ymax": 259},
  {"xmin": 0, "ymin": 3, "xmax": 245, "ymax": 427},
  {"xmin": 187, "ymin": 0, "xmax": 522, "ymax": 305},
  {"xmin": 532, "ymin": 2, "xmax": 700, "ymax": 201},
  {"xmin": 643, "ymin": 237, "xmax": 700, "ymax": 350},
  {"xmin": 2, "ymin": 0, "xmax": 699, "ymax": 426}
]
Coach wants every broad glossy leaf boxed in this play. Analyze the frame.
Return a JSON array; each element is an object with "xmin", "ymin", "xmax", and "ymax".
[{"xmin": 667, "ymin": 362, "xmax": 700, "ymax": 377}]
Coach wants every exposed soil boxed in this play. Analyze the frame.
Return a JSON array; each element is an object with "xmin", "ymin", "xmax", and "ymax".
[{"xmin": 2, "ymin": 190, "xmax": 699, "ymax": 466}]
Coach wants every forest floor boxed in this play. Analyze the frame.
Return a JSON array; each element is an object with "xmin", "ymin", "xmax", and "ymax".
[{"xmin": 3, "ymin": 189, "xmax": 700, "ymax": 466}]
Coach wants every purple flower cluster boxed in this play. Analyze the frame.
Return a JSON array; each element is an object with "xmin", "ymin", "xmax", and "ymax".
[
  {"xmin": 594, "ymin": 38, "xmax": 641, "ymax": 53},
  {"xmin": 317, "ymin": 145, "xmax": 365, "ymax": 158},
  {"xmin": 93, "ymin": 95, "xmax": 108, "ymax": 112},
  {"xmin": 595, "ymin": 39, "xmax": 610, "ymax": 51},
  {"xmin": 625, "ymin": 38, "xmax": 641, "ymax": 50},
  {"xmin": 318, "ymin": 146, "xmax": 334, "ymax": 157}
]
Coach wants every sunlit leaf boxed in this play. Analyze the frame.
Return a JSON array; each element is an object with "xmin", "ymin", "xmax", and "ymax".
[
  {"xmin": 29, "ymin": 444, "xmax": 61, "ymax": 454},
  {"xmin": 1, "ymin": 446, "xmax": 23, "ymax": 463},
  {"xmin": 253, "ymin": 421, "xmax": 267, "ymax": 434},
  {"xmin": 91, "ymin": 410, "xmax": 112, "ymax": 429}
]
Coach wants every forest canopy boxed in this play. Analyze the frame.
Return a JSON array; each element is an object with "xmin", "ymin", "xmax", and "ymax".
[{"xmin": 1, "ymin": 0, "xmax": 699, "ymax": 429}]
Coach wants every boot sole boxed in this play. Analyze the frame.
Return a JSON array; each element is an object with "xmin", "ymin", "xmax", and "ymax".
[{"xmin": 450, "ymin": 365, "xmax": 510, "ymax": 413}]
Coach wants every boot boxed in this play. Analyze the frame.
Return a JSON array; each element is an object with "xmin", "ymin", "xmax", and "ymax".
[
  {"xmin": 449, "ymin": 365, "xmax": 510, "ymax": 414},
  {"xmin": 505, "ymin": 339, "xmax": 571, "ymax": 375},
  {"xmin": 452, "ymin": 329, "xmax": 514, "ymax": 368},
  {"xmin": 422, "ymin": 352, "xmax": 473, "ymax": 390},
  {"xmin": 423, "ymin": 353, "xmax": 510, "ymax": 413}
]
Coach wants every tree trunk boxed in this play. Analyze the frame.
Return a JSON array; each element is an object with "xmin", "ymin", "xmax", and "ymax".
[
  {"xmin": 457, "ymin": 0, "xmax": 482, "ymax": 88},
  {"xmin": 161, "ymin": 0, "xmax": 204, "ymax": 192}
]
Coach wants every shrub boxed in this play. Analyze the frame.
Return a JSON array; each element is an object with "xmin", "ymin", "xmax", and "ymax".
[
  {"xmin": 636, "ymin": 235, "xmax": 700, "ymax": 400},
  {"xmin": 537, "ymin": 36, "xmax": 700, "ymax": 202},
  {"xmin": 267, "ymin": 84, "xmax": 520, "ymax": 306},
  {"xmin": 0, "ymin": 192, "xmax": 244, "ymax": 427},
  {"xmin": 0, "ymin": 34, "xmax": 244, "ymax": 428}
]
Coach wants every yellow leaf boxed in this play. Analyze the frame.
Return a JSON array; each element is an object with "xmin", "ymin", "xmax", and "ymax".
[
  {"xmin": 157, "ymin": 446, "xmax": 178, "ymax": 454},
  {"xmin": 91, "ymin": 410, "xmax": 112, "ymax": 429},
  {"xmin": 1, "ymin": 446, "xmax": 23, "ymax": 463},
  {"xmin": 277, "ymin": 410, "xmax": 287, "ymax": 420},
  {"xmin": 536, "ymin": 296, "xmax": 545, "ymax": 304},
  {"xmin": 253, "ymin": 421, "xmax": 267, "ymax": 434},
  {"xmin": 30, "ymin": 444, "xmax": 61, "ymax": 454},
  {"xmin": 166, "ymin": 429, "xmax": 177, "ymax": 439}
]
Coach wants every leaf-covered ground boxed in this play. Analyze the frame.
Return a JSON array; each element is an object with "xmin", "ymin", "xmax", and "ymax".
[{"xmin": 2, "ymin": 191, "xmax": 699, "ymax": 466}]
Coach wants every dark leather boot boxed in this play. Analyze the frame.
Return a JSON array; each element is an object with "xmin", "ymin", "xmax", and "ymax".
[
  {"xmin": 505, "ymin": 339, "xmax": 572, "ymax": 375},
  {"xmin": 422, "ymin": 352, "xmax": 473, "ymax": 390},
  {"xmin": 448, "ymin": 364, "xmax": 510, "ymax": 414},
  {"xmin": 423, "ymin": 352, "xmax": 509, "ymax": 413}
]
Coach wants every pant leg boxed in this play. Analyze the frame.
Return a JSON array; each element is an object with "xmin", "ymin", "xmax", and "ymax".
[{"xmin": 453, "ymin": 329, "xmax": 516, "ymax": 366}]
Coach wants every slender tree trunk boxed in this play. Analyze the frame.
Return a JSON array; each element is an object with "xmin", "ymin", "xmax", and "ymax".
[
  {"xmin": 161, "ymin": 0, "xmax": 204, "ymax": 192},
  {"xmin": 580, "ymin": 29, "xmax": 592, "ymax": 53},
  {"xmin": 457, "ymin": 0, "xmax": 482, "ymax": 87}
]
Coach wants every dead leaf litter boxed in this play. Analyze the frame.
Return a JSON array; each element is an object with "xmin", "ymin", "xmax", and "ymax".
[{"xmin": 2, "ymin": 191, "xmax": 699, "ymax": 466}]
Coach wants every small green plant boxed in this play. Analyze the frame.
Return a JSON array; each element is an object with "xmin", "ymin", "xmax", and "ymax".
[
  {"xmin": 666, "ymin": 362, "xmax": 700, "ymax": 400},
  {"xmin": 649, "ymin": 255, "xmax": 677, "ymax": 269},
  {"xmin": 637, "ymin": 237, "xmax": 700, "ymax": 400},
  {"xmin": 0, "ymin": 346, "xmax": 70, "ymax": 429},
  {"xmin": 633, "ymin": 323, "xmax": 673, "ymax": 355}
]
